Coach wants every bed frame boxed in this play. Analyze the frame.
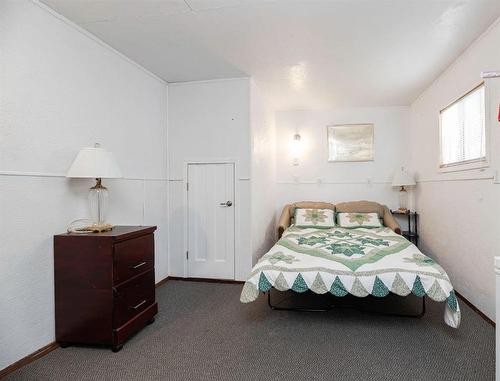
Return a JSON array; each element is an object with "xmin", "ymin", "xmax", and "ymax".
[
  {"xmin": 267, "ymin": 290, "xmax": 426, "ymax": 318},
  {"xmin": 269, "ymin": 200, "xmax": 425, "ymax": 319}
]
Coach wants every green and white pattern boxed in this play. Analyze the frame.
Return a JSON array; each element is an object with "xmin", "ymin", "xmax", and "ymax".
[
  {"xmin": 240, "ymin": 226, "xmax": 460, "ymax": 328},
  {"xmin": 294, "ymin": 208, "xmax": 335, "ymax": 228},
  {"xmin": 337, "ymin": 212, "xmax": 382, "ymax": 228}
]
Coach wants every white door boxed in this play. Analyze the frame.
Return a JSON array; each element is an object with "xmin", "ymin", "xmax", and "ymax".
[{"xmin": 187, "ymin": 163, "xmax": 235, "ymax": 279}]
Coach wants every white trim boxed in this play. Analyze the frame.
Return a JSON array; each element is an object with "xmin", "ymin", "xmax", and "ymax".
[
  {"xmin": 169, "ymin": 177, "xmax": 250, "ymax": 181},
  {"xmin": 494, "ymin": 257, "xmax": 500, "ymax": 274},
  {"xmin": 0, "ymin": 171, "xmax": 65, "ymax": 178},
  {"xmin": 277, "ymin": 180, "xmax": 391, "ymax": 185},
  {"xmin": 165, "ymin": 84, "xmax": 171, "ymax": 280},
  {"xmin": 0, "ymin": 170, "xmax": 167, "ymax": 181},
  {"xmin": 168, "ymin": 77, "xmax": 250, "ymax": 86},
  {"xmin": 277, "ymin": 176, "xmax": 498, "ymax": 185},
  {"xmin": 31, "ymin": 0, "xmax": 168, "ymax": 85},
  {"xmin": 141, "ymin": 179, "xmax": 146, "ymax": 225},
  {"xmin": 417, "ymin": 166, "xmax": 496, "ymax": 183},
  {"xmin": 438, "ymin": 159, "xmax": 489, "ymax": 173},
  {"xmin": 183, "ymin": 158, "xmax": 239, "ymax": 279},
  {"xmin": 182, "ymin": 157, "xmax": 243, "ymax": 166},
  {"xmin": 417, "ymin": 176, "xmax": 494, "ymax": 183}
]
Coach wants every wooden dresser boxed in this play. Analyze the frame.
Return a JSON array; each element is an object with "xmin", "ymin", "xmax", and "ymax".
[{"xmin": 54, "ymin": 226, "xmax": 158, "ymax": 352}]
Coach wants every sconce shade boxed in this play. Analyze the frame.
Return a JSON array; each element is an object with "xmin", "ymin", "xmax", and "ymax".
[
  {"xmin": 66, "ymin": 146, "xmax": 122, "ymax": 179},
  {"xmin": 392, "ymin": 167, "xmax": 416, "ymax": 187}
]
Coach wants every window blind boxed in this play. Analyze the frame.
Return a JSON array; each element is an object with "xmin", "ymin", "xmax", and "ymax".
[{"xmin": 439, "ymin": 84, "xmax": 486, "ymax": 168}]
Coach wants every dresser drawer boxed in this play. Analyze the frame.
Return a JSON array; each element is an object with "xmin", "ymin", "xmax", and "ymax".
[
  {"xmin": 114, "ymin": 270, "xmax": 155, "ymax": 328},
  {"xmin": 113, "ymin": 234, "xmax": 154, "ymax": 284}
]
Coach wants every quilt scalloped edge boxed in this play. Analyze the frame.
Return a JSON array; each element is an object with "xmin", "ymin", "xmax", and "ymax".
[{"xmin": 240, "ymin": 271, "xmax": 460, "ymax": 328}]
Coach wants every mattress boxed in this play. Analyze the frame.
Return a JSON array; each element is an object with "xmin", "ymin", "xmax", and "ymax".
[{"xmin": 240, "ymin": 225, "xmax": 460, "ymax": 328}]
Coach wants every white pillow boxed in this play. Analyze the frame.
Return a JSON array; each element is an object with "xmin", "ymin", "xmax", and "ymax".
[
  {"xmin": 294, "ymin": 208, "xmax": 335, "ymax": 228},
  {"xmin": 337, "ymin": 212, "xmax": 382, "ymax": 228}
]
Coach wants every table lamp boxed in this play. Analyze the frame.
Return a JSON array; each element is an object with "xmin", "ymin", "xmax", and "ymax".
[
  {"xmin": 392, "ymin": 167, "xmax": 416, "ymax": 212},
  {"xmin": 66, "ymin": 143, "xmax": 122, "ymax": 229}
]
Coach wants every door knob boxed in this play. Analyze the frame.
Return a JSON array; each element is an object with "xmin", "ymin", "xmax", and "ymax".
[{"xmin": 219, "ymin": 201, "xmax": 233, "ymax": 207}]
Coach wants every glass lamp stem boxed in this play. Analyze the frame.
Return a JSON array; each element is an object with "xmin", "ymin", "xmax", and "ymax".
[
  {"xmin": 97, "ymin": 180, "xmax": 101, "ymax": 222},
  {"xmin": 89, "ymin": 178, "xmax": 108, "ymax": 225},
  {"xmin": 399, "ymin": 185, "xmax": 408, "ymax": 211}
]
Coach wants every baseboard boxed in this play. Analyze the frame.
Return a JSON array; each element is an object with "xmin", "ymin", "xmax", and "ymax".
[
  {"xmin": 455, "ymin": 291, "xmax": 495, "ymax": 327},
  {"xmin": 167, "ymin": 276, "xmax": 244, "ymax": 284},
  {"xmin": 156, "ymin": 276, "xmax": 245, "ymax": 287},
  {"xmin": 155, "ymin": 276, "xmax": 170, "ymax": 288},
  {"xmin": 0, "ymin": 342, "xmax": 59, "ymax": 379}
]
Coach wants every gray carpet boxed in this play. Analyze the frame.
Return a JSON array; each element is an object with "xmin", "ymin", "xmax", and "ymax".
[{"xmin": 5, "ymin": 280, "xmax": 495, "ymax": 381}]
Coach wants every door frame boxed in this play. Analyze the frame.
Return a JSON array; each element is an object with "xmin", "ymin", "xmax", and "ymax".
[{"xmin": 183, "ymin": 158, "xmax": 239, "ymax": 280}]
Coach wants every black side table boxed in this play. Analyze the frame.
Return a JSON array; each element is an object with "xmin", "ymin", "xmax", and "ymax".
[{"xmin": 391, "ymin": 210, "xmax": 419, "ymax": 246}]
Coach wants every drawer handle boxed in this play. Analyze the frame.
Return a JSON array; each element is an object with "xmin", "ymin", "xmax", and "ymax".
[
  {"xmin": 131, "ymin": 261, "xmax": 147, "ymax": 269},
  {"xmin": 130, "ymin": 299, "xmax": 147, "ymax": 310}
]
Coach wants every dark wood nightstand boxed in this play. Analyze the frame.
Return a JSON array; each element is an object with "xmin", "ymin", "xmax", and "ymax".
[
  {"xmin": 391, "ymin": 210, "xmax": 419, "ymax": 246},
  {"xmin": 54, "ymin": 226, "xmax": 158, "ymax": 352}
]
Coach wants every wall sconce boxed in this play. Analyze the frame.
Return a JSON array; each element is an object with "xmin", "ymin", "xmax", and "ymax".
[{"xmin": 290, "ymin": 133, "xmax": 302, "ymax": 166}]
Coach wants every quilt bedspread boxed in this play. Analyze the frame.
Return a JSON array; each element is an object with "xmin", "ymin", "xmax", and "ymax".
[{"xmin": 240, "ymin": 226, "xmax": 460, "ymax": 328}]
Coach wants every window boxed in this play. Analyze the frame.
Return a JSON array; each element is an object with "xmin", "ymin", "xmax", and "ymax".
[{"xmin": 439, "ymin": 83, "xmax": 486, "ymax": 170}]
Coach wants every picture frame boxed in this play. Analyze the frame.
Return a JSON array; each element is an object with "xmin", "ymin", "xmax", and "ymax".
[{"xmin": 327, "ymin": 123, "xmax": 374, "ymax": 162}]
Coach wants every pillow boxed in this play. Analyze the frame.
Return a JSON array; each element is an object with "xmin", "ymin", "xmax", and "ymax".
[
  {"xmin": 337, "ymin": 212, "xmax": 382, "ymax": 228},
  {"xmin": 294, "ymin": 208, "xmax": 335, "ymax": 228}
]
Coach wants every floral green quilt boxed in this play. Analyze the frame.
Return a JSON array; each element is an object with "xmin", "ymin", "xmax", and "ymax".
[{"xmin": 240, "ymin": 226, "xmax": 460, "ymax": 328}]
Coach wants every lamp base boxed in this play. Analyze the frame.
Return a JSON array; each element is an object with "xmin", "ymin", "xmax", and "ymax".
[
  {"xmin": 85, "ymin": 223, "xmax": 113, "ymax": 233},
  {"xmin": 89, "ymin": 178, "xmax": 109, "ymax": 225},
  {"xmin": 398, "ymin": 186, "xmax": 408, "ymax": 211},
  {"xmin": 68, "ymin": 221, "xmax": 113, "ymax": 234}
]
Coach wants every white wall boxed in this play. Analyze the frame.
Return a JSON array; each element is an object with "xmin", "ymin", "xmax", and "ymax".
[
  {"xmin": 409, "ymin": 18, "xmax": 500, "ymax": 320},
  {"xmin": 275, "ymin": 107, "xmax": 410, "ymax": 213},
  {"xmin": 250, "ymin": 81, "xmax": 276, "ymax": 264},
  {"xmin": 167, "ymin": 78, "xmax": 252, "ymax": 280},
  {"xmin": 0, "ymin": 1, "xmax": 168, "ymax": 370}
]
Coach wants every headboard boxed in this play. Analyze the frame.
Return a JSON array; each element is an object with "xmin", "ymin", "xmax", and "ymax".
[{"xmin": 277, "ymin": 200, "xmax": 401, "ymax": 238}]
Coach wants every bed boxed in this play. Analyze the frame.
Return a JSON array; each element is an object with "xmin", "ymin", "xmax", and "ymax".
[{"xmin": 240, "ymin": 201, "xmax": 460, "ymax": 328}]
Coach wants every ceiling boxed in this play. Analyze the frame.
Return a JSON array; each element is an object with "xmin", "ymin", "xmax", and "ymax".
[{"xmin": 42, "ymin": 0, "xmax": 500, "ymax": 110}]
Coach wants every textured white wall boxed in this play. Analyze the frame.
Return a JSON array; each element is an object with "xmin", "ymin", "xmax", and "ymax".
[
  {"xmin": 275, "ymin": 107, "xmax": 410, "ymax": 214},
  {"xmin": 409, "ymin": 19, "xmax": 500, "ymax": 320},
  {"xmin": 0, "ymin": 1, "xmax": 168, "ymax": 369},
  {"xmin": 167, "ymin": 78, "xmax": 252, "ymax": 280},
  {"xmin": 250, "ymin": 80, "xmax": 277, "ymax": 264}
]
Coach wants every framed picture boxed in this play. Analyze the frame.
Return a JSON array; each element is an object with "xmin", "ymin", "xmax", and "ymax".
[{"xmin": 327, "ymin": 124, "xmax": 374, "ymax": 162}]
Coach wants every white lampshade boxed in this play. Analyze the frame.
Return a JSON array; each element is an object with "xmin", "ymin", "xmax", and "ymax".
[
  {"xmin": 66, "ymin": 145, "xmax": 122, "ymax": 179},
  {"xmin": 392, "ymin": 167, "xmax": 416, "ymax": 187}
]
